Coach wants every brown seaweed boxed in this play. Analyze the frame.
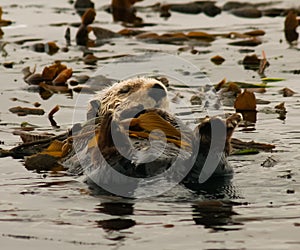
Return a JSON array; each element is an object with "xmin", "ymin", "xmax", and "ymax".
[
  {"xmin": 111, "ymin": 0, "xmax": 142, "ymax": 25},
  {"xmin": 9, "ymin": 106, "xmax": 45, "ymax": 116},
  {"xmin": 284, "ymin": 10, "xmax": 299, "ymax": 44},
  {"xmin": 231, "ymin": 138, "xmax": 275, "ymax": 152},
  {"xmin": 234, "ymin": 90, "xmax": 257, "ymax": 111}
]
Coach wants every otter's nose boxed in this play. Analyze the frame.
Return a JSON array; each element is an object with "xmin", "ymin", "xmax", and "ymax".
[{"xmin": 148, "ymin": 83, "xmax": 167, "ymax": 103}]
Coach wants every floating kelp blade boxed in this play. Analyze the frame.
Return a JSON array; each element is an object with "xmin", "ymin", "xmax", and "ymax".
[
  {"xmin": 9, "ymin": 106, "xmax": 45, "ymax": 116},
  {"xmin": 234, "ymin": 90, "xmax": 256, "ymax": 111},
  {"xmin": 48, "ymin": 105, "xmax": 60, "ymax": 128},
  {"xmin": 41, "ymin": 140, "xmax": 64, "ymax": 158},
  {"xmin": 279, "ymin": 88, "xmax": 295, "ymax": 97},
  {"xmin": 231, "ymin": 148, "xmax": 259, "ymax": 155},
  {"xmin": 123, "ymin": 111, "xmax": 191, "ymax": 148},
  {"xmin": 231, "ymin": 138, "xmax": 275, "ymax": 152},
  {"xmin": 284, "ymin": 10, "xmax": 299, "ymax": 44},
  {"xmin": 261, "ymin": 77, "xmax": 285, "ymax": 83},
  {"xmin": 233, "ymin": 81, "xmax": 270, "ymax": 88}
]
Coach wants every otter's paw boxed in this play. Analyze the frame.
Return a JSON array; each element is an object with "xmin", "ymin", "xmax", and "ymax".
[{"xmin": 226, "ymin": 113, "xmax": 243, "ymax": 139}]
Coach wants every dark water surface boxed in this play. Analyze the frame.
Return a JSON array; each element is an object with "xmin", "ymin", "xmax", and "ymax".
[{"xmin": 1, "ymin": 0, "xmax": 300, "ymax": 249}]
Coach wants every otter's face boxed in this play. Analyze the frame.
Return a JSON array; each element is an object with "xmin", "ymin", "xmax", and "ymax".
[{"xmin": 100, "ymin": 78, "xmax": 168, "ymax": 116}]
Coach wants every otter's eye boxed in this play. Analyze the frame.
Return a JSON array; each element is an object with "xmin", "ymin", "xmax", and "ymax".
[{"xmin": 119, "ymin": 85, "xmax": 130, "ymax": 94}]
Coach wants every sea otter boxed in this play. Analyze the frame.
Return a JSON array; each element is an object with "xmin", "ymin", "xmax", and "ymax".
[
  {"xmin": 63, "ymin": 77, "xmax": 242, "ymax": 188},
  {"xmin": 1, "ymin": 77, "xmax": 242, "ymax": 192}
]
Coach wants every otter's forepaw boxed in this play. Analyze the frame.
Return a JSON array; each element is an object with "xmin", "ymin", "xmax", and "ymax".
[{"xmin": 226, "ymin": 113, "xmax": 242, "ymax": 138}]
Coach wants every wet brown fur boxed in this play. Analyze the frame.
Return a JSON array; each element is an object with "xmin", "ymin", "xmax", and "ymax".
[{"xmin": 196, "ymin": 113, "xmax": 242, "ymax": 156}]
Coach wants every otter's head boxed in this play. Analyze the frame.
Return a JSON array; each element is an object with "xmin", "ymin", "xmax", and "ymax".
[{"xmin": 88, "ymin": 77, "xmax": 168, "ymax": 119}]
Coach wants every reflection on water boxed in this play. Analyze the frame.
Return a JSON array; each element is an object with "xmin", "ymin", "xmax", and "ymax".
[
  {"xmin": 96, "ymin": 202, "xmax": 134, "ymax": 216},
  {"xmin": 192, "ymin": 200, "xmax": 242, "ymax": 231},
  {"xmin": 238, "ymin": 110, "xmax": 257, "ymax": 124},
  {"xmin": 92, "ymin": 176, "xmax": 242, "ymax": 234},
  {"xmin": 184, "ymin": 177, "xmax": 241, "ymax": 200},
  {"xmin": 94, "ymin": 198, "xmax": 243, "ymax": 237},
  {"xmin": 97, "ymin": 218, "xmax": 136, "ymax": 231},
  {"xmin": 95, "ymin": 202, "xmax": 136, "ymax": 247}
]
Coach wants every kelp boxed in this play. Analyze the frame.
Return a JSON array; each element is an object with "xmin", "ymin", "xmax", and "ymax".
[
  {"xmin": 242, "ymin": 54, "xmax": 263, "ymax": 70},
  {"xmin": 128, "ymin": 28, "xmax": 265, "ymax": 45},
  {"xmin": 231, "ymin": 138, "xmax": 275, "ymax": 152},
  {"xmin": 111, "ymin": 0, "xmax": 143, "ymax": 25},
  {"xmin": 52, "ymin": 68, "xmax": 73, "ymax": 85},
  {"xmin": 228, "ymin": 38, "xmax": 262, "ymax": 47},
  {"xmin": 15, "ymin": 131, "xmax": 54, "ymax": 144},
  {"xmin": 215, "ymin": 79, "xmax": 272, "ymax": 91},
  {"xmin": 0, "ymin": 132, "xmax": 68, "ymax": 159},
  {"xmin": 9, "ymin": 106, "xmax": 45, "ymax": 116},
  {"xmin": 210, "ymin": 55, "xmax": 225, "ymax": 65},
  {"xmin": 231, "ymin": 7, "xmax": 262, "ymax": 18},
  {"xmin": 48, "ymin": 105, "xmax": 60, "ymax": 128},
  {"xmin": 0, "ymin": 7, "xmax": 12, "ymax": 27},
  {"xmin": 22, "ymin": 62, "xmax": 76, "ymax": 98},
  {"xmin": 76, "ymin": 8, "xmax": 96, "ymax": 46},
  {"xmin": 232, "ymin": 82, "xmax": 269, "ymax": 89},
  {"xmin": 234, "ymin": 89, "xmax": 257, "ymax": 111},
  {"xmin": 32, "ymin": 42, "xmax": 60, "ymax": 55},
  {"xmin": 284, "ymin": 10, "xmax": 299, "ymax": 44},
  {"xmin": 24, "ymin": 61, "xmax": 71, "ymax": 86},
  {"xmin": 231, "ymin": 148, "xmax": 259, "ymax": 155},
  {"xmin": 279, "ymin": 87, "xmax": 295, "ymax": 97},
  {"xmin": 261, "ymin": 77, "xmax": 285, "ymax": 83},
  {"xmin": 122, "ymin": 111, "xmax": 191, "ymax": 149}
]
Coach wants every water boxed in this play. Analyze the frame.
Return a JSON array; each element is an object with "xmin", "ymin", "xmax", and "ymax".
[{"xmin": 0, "ymin": 0, "xmax": 300, "ymax": 249}]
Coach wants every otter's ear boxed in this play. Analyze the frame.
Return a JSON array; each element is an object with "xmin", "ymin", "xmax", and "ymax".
[{"xmin": 226, "ymin": 113, "xmax": 242, "ymax": 140}]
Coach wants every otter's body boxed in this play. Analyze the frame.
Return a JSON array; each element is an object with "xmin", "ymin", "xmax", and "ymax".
[{"xmin": 63, "ymin": 77, "xmax": 241, "ymax": 187}]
